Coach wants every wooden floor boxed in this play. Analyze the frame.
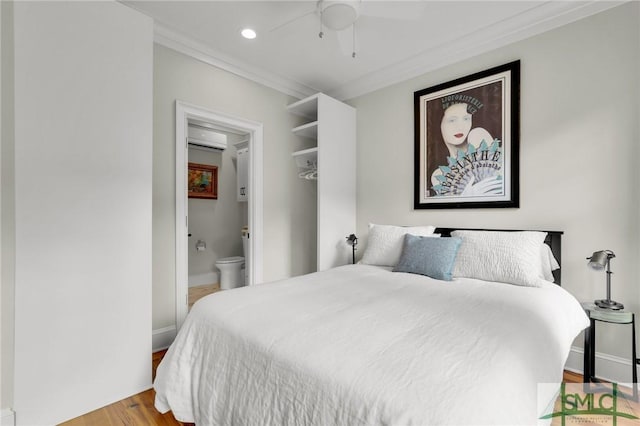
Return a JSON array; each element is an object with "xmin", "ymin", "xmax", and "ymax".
[
  {"xmin": 60, "ymin": 351, "xmax": 190, "ymax": 426},
  {"xmin": 61, "ymin": 357, "xmax": 638, "ymax": 425},
  {"xmin": 60, "ymin": 285, "xmax": 220, "ymax": 425},
  {"xmin": 551, "ymin": 371, "xmax": 640, "ymax": 426},
  {"xmin": 188, "ymin": 283, "xmax": 220, "ymax": 309}
]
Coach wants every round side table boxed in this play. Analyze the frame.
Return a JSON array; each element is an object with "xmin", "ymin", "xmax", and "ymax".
[{"xmin": 582, "ymin": 302, "xmax": 637, "ymax": 401}]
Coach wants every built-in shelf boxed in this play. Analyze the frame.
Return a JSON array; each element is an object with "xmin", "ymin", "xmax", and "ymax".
[
  {"xmin": 290, "ymin": 95, "xmax": 319, "ymax": 176},
  {"xmin": 292, "ymin": 147, "xmax": 318, "ymax": 169},
  {"xmin": 292, "ymin": 121, "xmax": 318, "ymax": 140},
  {"xmin": 287, "ymin": 94, "xmax": 319, "ymax": 120},
  {"xmin": 287, "ymin": 93, "xmax": 355, "ymax": 271}
]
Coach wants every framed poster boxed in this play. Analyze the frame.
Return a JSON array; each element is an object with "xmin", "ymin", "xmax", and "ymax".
[
  {"xmin": 188, "ymin": 162, "xmax": 218, "ymax": 199},
  {"xmin": 414, "ymin": 61, "xmax": 520, "ymax": 209}
]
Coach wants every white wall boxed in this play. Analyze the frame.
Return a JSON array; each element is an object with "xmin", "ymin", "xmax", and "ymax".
[
  {"xmin": 187, "ymin": 143, "xmax": 248, "ymax": 286},
  {"xmin": 349, "ymin": 3, "xmax": 639, "ymax": 362},
  {"xmin": 153, "ymin": 45, "xmax": 317, "ymax": 333},
  {"xmin": 0, "ymin": 0, "xmax": 4, "ymax": 420},
  {"xmin": 12, "ymin": 2, "xmax": 153, "ymax": 424},
  {"xmin": 1, "ymin": 0, "xmax": 15, "ymax": 420}
]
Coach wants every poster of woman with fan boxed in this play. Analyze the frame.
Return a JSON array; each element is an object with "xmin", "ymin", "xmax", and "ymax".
[{"xmin": 414, "ymin": 61, "xmax": 520, "ymax": 209}]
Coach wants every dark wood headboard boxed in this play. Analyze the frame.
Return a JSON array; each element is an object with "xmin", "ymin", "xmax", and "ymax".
[{"xmin": 434, "ymin": 227, "xmax": 564, "ymax": 285}]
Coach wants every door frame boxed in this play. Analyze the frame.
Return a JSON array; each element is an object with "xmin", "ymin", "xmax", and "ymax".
[{"xmin": 175, "ymin": 101, "xmax": 263, "ymax": 330}]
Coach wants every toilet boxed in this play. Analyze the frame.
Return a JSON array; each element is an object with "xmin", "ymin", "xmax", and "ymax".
[
  {"xmin": 215, "ymin": 256, "xmax": 244, "ymax": 290},
  {"xmin": 215, "ymin": 227, "xmax": 249, "ymax": 290}
]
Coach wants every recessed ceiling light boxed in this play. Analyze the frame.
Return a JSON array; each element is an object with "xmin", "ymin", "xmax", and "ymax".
[{"xmin": 241, "ymin": 28, "xmax": 257, "ymax": 40}]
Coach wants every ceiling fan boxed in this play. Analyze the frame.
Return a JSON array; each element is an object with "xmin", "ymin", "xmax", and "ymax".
[{"xmin": 270, "ymin": 1, "xmax": 424, "ymax": 59}]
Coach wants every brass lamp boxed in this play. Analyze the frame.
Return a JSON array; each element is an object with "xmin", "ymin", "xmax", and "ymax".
[{"xmin": 587, "ymin": 250, "xmax": 623, "ymax": 310}]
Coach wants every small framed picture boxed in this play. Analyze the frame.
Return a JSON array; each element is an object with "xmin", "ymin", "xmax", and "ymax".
[
  {"xmin": 414, "ymin": 61, "xmax": 520, "ymax": 209},
  {"xmin": 188, "ymin": 162, "xmax": 218, "ymax": 199}
]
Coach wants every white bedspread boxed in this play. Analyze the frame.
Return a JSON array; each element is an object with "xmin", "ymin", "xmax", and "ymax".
[{"xmin": 154, "ymin": 264, "xmax": 588, "ymax": 425}]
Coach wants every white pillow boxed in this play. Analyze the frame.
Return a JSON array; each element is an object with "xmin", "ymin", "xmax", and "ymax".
[
  {"xmin": 540, "ymin": 243, "xmax": 560, "ymax": 282},
  {"xmin": 451, "ymin": 230, "xmax": 548, "ymax": 287},
  {"xmin": 361, "ymin": 223, "xmax": 437, "ymax": 267}
]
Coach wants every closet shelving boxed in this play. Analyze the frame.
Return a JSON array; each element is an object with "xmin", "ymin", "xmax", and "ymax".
[
  {"xmin": 292, "ymin": 148, "xmax": 318, "ymax": 180},
  {"xmin": 287, "ymin": 94, "xmax": 319, "ymax": 119},
  {"xmin": 288, "ymin": 94, "xmax": 320, "ymax": 177},
  {"xmin": 291, "ymin": 121, "xmax": 318, "ymax": 140},
  {"xmin": 287, "ymin": 93, "xmax": 356, "ymax": 271}
]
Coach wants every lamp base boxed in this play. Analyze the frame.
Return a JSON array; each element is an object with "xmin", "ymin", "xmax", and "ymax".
[{"xmin": 594, "ymin": 299, "xmax": 624, "ymax": 310}]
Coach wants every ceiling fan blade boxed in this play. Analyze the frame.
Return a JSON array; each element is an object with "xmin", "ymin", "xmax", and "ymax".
[
  {"xmin": 269, "ymin": 8, "xmax": 317, "ymax": 32},
  {"xmin": 359, "ymin": 1, "xmax": 426, "ymax": 21}
]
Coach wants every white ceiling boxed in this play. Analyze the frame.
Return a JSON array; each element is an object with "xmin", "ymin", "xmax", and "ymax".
[{"xmin": 123, "ymin": 1, "xmax": 623, "ymax": 100}]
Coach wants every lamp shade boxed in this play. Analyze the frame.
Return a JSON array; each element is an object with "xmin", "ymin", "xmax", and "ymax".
[{"xmin": 588, "ymin": 250, "xmax": 612, "ymax": 270}]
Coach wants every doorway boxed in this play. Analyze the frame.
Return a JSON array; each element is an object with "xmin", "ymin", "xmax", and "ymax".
[{"xmin": 175, "ymin": 101, "xmax": 263, "ymax": 330}]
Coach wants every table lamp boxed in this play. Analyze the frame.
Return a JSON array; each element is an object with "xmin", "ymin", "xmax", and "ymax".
[
  {"xmin": 346, "ymin": 234, "xmax": 358, "ymax": 264},
  {"xmin": 587, "ymin": 250, "xmax": 623, "ymax": 310}
]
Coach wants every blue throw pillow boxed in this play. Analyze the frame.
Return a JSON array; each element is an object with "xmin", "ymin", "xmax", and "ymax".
[{"xmin": 393, "ymin": 234, "xmax": 462, "ymax": 281}]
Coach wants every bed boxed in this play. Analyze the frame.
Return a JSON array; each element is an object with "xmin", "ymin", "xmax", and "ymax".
[{"xmin": 154, "ymin": 227, "xmax": 589, "ymax": 425}]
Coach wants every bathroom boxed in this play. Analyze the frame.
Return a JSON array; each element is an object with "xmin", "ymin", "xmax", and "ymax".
[{"xmin": 187, "ymin": 119, "xmax": 249, "ymax": 307}]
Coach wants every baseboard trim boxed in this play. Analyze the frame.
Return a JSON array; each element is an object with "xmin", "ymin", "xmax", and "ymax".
[
  {"xmin": 189, "ymin": 272, "xmax": 218, "ymax": 288},
  {"xmin": 152, "ymin": 325, "xmax": 176, "ymax": 352},
  {"xmin": 1, "ymin": 409, "xmax": 15, "ymax": 426},
  {"xmin": 565, "ymin": 345, "xmax": 639, "ymax": 388}
]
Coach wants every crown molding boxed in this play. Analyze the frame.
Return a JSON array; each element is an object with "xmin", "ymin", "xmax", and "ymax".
[
  {"xmin": 328, "ymin": 1, "xmax": 626, "ymax": 101},
  {"xmin": 154, "ymin": 23, "xmax": 317, "ymax": 101},
  {"xmin": 152, "ymin": 1, "xmax": 624, "ymax": 103}
]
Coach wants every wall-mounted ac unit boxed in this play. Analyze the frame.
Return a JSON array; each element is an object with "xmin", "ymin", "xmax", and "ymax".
[{"xmin": 188, "ymin": 124, "xmax": 227, "ymax": 152}]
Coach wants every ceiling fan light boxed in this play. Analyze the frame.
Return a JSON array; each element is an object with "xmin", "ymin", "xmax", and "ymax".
[{"xmin": 321, "ymin": 3, "xmax": 358, "ymax": 31}]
